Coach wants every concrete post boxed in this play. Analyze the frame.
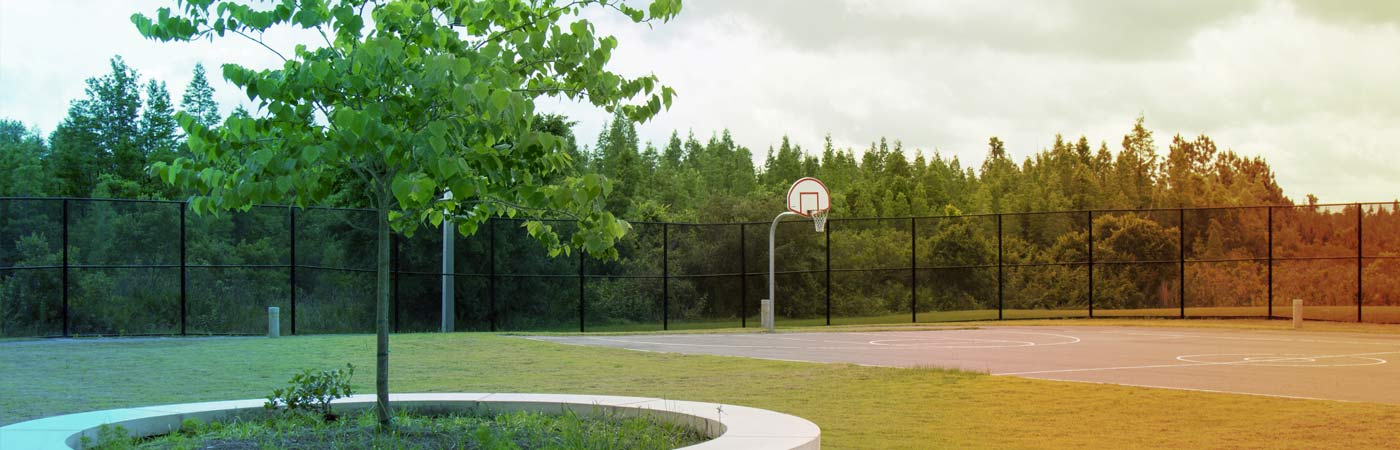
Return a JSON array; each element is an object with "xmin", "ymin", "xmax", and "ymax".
[
  {"xmin": 1293, "ymin": 299, "xmax": 1303, "ymax": 329},
  {"xmin": 268, "ymin": 307, "xmax": 280, "ymax": 337}
]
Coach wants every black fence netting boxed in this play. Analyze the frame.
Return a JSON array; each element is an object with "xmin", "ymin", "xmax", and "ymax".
[
  {"xmin": 186, "ymin": 205, "xmax": 290, "ymax": 335},
  {"xmin": 3, "ymin": 198, "xmax": 1399, "ymax": 337},
  {"xmin": 0, "ymin": 199, "xmax": 63, "ymax": 336},
  {"xmin": 1000, "ymin": 211, "xmax": 1090, "ymax": 319},
  {"xmin": 915, "ymin": 215, "xmax": 998, "ymax": 322}
]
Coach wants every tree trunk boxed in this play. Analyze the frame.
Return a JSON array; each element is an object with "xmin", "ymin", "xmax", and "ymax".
[{"xmin": 375, "ymin": 197, "xmax": 393, "ymax": 428}]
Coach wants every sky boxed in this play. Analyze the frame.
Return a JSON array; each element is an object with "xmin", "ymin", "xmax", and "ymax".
[{"xmin": 2, "ymin": 0, "xmax": 1398, "ymax": 203}]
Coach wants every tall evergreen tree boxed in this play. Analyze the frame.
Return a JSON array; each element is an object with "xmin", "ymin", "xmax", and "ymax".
[
  {"xmin": 180, "ymin": 63, "xmax": 222, "ymax": 128},
  {"xmin": 140, "ymin": 80, "xmax": 181, "ymax": 164}
]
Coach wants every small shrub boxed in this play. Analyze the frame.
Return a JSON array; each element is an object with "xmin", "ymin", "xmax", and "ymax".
[
  {"xmin": 264, "ymin": 363, "xmax": 354, "ymax": 421},
  {"xmin": 79, "ymin": 424, "xmax": 131, "ymax": 450}
]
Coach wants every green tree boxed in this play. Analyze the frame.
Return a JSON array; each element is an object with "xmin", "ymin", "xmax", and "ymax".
[
  {"xmin": 140, "ymin": 80, "xmax": 181, "ymax": 170},
  {"xmin": 0, "ymin": 120, "xmax": 49, "ymax": 195},
  {"xmin": 134, "ymin": 0, "xmax": 681, "ymax": 427},
  {"xmin": 49, "ymin": 56, "xmax": 146, "ymax": 196},
  {"xmin": 180, "ymin": 63, "xmax": 223, "ymax": 128}
]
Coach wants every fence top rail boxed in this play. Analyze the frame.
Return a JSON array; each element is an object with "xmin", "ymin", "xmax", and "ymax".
[{"xmin": 3, "ymin": 197, "xmax": 1397, "ymax": 226}]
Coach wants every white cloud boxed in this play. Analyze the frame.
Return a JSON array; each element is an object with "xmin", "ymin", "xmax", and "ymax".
[{"xmin": 3, "ymin": 0, "xmax": 1397, "ymax": 203}]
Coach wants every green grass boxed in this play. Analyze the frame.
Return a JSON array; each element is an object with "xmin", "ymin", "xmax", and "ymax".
[
  {"xmin": 88, "ymin": 408, "xmax": 703, "ymax": 450},
  {"xmin": 4, "ymin": 331, "xmax": 1400, "ymax": 449}
]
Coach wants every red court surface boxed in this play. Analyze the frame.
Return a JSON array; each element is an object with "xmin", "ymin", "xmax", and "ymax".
[{"xmin": 527, "ymin": 326, "xmax": 1400, "ymax": 404}]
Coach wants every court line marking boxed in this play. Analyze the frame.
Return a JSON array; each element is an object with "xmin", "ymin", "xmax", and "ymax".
[
  {"xmin": 1083, "ymin": 329, "xmax": 1400, "ymax": 347},
  {"xmin": 1017, "ymin": 377, "xmax": 1361, "ymax": 403},
  {"xmin": 852, "ymin": 331, "xmax": 1083, "ymax": 347},
  {"xmin": 561, "ymin": 331, "xmax": 1082, "ymax": 351},
  {"xmin": 995, "ymin": 350, "xmax": 1400, "ymax": 376},
  {"xmin": 1174, "ymin": 353, "xmax": 1388, "ymax": 367}
]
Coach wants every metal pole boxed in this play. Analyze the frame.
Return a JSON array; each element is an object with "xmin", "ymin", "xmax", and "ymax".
[
  {"xmin": 180, "ymin": 202, "xmax": 187, "ymax": 336},
  {"xmin": 997, "ymin": 213, "xmax": 1003, "ymax": 320},
  {"xmin": 488, "ymin": 219, "xmax": 497, "ymax": 331},
  {"xmin": 1357, "ymin": 203, "xmax": 1363, "ymax": 322},
  {"xmin": 1179, "ymin": 207, "xmax": 1185, "ymax": 319},
  {"xmin": 910, "ymin": 218, "xmax": 916, "ymax": 323},
  {"xmin": 289, "ymin": 207, "xmax": 296, "ymax": 335},
  {"xmin": 441, "ymin": 218, "xmax": 455, "ymax": 333},
  {"xmin": 61, "ymin": 199, "xmax": 69, "ymax": 337},
  {"xmin": 1087, "ymin": 210, "xmax": 1093, "ymax": 318},
  {"xmin": 1267, "ymin": 207, "xmax": 1273, "ymax": 319},
  {"xmin": 662, "ymin": 223, "xmax": 669, "ymax": 331},
  {"xmin": 740, "ymin": 223, "xmax": 747, "ymax": 328},
  {"xmin": 824, "ymin": 219, "xmax": 831, "ymax": 326},
  {"xmin": 767, "ymin": 211, "xmax": 799, "ymax": 332},
  {"xmin": 578, "ymin": 250, "xmax": 585, "ymax": 333}
]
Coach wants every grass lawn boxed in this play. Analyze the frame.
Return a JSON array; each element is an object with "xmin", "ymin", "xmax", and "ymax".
[{"xmin": 4, "ymin": 326, "xmax": 1400, "ymax": 449}]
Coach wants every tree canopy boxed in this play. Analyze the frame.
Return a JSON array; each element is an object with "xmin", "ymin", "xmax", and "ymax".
[{"xmin": 132, "ymin": 0, "xmax": 682, "ymax": 427}]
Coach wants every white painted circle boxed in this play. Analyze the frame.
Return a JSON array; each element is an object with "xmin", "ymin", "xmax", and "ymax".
[
  {"xmin": 867, "ymin": 337, "xmax": 1038, "ymax": 349},
  {"xmin": 1176, "ymin": 353, "xmax": 1388, "ymax": 367}
]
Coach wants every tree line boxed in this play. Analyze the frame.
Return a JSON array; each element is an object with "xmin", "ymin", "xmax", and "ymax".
[{"xmin": 2, "ymin": 55, "xmax": 1397, "ymax": 337}]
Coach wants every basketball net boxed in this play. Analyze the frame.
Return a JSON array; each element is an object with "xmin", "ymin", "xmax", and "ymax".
[{"xmin": 810, "ymin": 208, "xmax": 829, "ymax": 232}]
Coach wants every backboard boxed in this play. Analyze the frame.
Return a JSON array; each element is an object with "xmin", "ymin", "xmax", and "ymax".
[{"xmin": 786, "ymin": 177, "xmax": 830, "ymax": 217}]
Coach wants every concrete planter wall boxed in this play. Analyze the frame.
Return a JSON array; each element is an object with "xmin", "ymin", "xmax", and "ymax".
[{"xmin": 0, "ymin": 393, "xmax": 820, "ymax": 450}]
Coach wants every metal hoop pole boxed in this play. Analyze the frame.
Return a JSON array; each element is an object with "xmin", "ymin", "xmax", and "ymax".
[{"xmin": 767, "ymin": 211, "xmax": 801, "ymax": 332}]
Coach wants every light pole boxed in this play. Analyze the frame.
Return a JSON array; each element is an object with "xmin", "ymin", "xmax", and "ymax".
[{"xmin": 441, "ymin": 190, "xmax": 454, "ymax": 333}]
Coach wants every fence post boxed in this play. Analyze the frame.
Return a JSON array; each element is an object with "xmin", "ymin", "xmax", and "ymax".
[
  {"xmin": 488, "ymin": 219, "xmax": 497, "ymax": 331},
  {"xmin": 739, "ymin": 223, "xmax": 746, "ymax": 328},
  {"xmin": 578, "ymin": 250, "xmax": 585, "ymax": 333},
  {"xmin": 1087, "ymin": 210, "xmax": 1093, "ymax": 318},
  {"xmin": 1179, "ymin": 207, "xmax": 1185, "ymax": 319},
  {"xmin": 61, "ymin": 199, "xmax": 69, "ymax": 337},
  {"xmin": 825, "ymin": 219, "xmax": 832, "ymax": 326},
  {"xmin": 997, "ymin": 213, "xmax": 1003, "ymax": 320},
  {"xmin": 910, "ymin": 217, "xmax": 917, "ymax": 323},
  {"xmin": 1357, "ymin": 203, "xmax": 1363, "ymax": 322},
  {"xmin": 179, "ymin": 202, "xmax": 187, "ymax": 336},
  {"xmin": 1267, "ymin": 206, "xmax": 1273, "ymax": 320},
  {"xmin": 662, "ymin": 222, "xmax": 669, "ymax": 331},
  {"xmin": 289, "ymin": 207, "xmax": 297, "ymax": 335}
]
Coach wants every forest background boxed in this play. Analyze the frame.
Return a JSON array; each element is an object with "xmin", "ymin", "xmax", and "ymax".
[{"xmin": 1, "ymin": 57, "xmax": 1396, "ymax": 336}]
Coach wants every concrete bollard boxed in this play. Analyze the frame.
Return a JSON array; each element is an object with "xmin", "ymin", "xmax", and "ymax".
[
  {"xmin": 268, "ymin": 307, "xmax": 280, "ymax": 338},
  {"xmin": 1292, "ymin": 299, "xmax": 1303, "ymax": 329},
  {"xmin": 761, "ymin": 299, "xmax": 774, "ymax": 333}
]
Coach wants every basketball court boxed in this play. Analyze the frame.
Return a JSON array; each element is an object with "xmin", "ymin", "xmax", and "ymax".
[
  {"xmin": 532, "ymin": 178, "xmax": 1400, "ymax": 405},
  {"xmin": 527, "ymin": 326, "xmax": 1400, "ymax": 404}
]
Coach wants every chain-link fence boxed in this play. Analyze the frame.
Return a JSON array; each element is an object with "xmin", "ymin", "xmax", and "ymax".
[{"xmin": 2, "ymin": 198, "xmax": 1398, "ymax": 337}]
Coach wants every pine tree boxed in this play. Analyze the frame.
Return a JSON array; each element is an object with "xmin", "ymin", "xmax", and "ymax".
[
  {"xmin": 140, "ymin": 80, "xmax": 180, "ymax": 164},
  {"xmin": 180, "ymin": 63, "xmax": 222, "ymax": 128}
]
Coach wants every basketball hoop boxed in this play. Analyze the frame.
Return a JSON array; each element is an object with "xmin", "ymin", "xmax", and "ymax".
[
  {"xmin": 787, "ymin": 177, "xmax": 831, "ymax": 232},
  {"xmin": 810, "ymin": 208, "xmax": 829, "ymax": 232},
  {"xmin": 764, "ymin": 177, "xmax": 832, "ymax": 332}
]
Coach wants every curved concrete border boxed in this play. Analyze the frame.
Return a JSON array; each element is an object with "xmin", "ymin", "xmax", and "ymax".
[{"xmin": 0, "ymin": 393, "xmax": 819, "ymax": 450}]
